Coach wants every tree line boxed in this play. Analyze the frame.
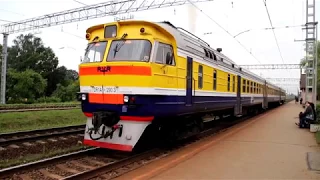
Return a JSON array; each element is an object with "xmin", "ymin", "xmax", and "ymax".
[
  {"xmin": 300, "ymin": 41, "xmax": 320, "ymax": 99},
  {"xmin": 0, "ymin": 34, "xmax": 79, "ymax": 104}
]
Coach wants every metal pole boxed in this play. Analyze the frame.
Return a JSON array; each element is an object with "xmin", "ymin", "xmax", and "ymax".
[
  {"xmin": 314, "ymin": 23, "xmax": 318, "ymax": 107},
  {"xmin": 305, "ymin": 0, "xmax": 308, "ymax": 104},
  {"xmin": 1, "ymin": 33, "xmax": 8, "ymax": 104}
]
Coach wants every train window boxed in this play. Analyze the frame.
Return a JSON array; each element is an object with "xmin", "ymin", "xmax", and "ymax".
[
  {"xmin": 104, "ymin": 25, "xmax": 117, "ymax": 38},
  {"xmin": 213, "ymin": 70, "xmax": 217, "ymax": 90},
  {"xmin": 155, "ymin": 42, "xmax": 175, "ymax": 65},
  {"xmin": 83, "ymin": 41, "xmax": 108, "ymax": 63},
  {"xmin": 232, "ymin": 76, "xmax": 235, "ymax": 92},
  {"xmin": 213, "ymin": 53, "xmax": 217, "ymax": 61},
  {"xmin": 250, "ymin": 82, "xmax": 253, "ymax": 93},
  {"xmin": 198, "ymin": 65, "xmax": 203, "ymax": 89},
  {"xmin": 209, "ymin": 51, "xmax": 213, "ymax": 59},
  {"xmin": 247, "ymin": 81, "xmax": 250, "ymax": 93},
  {"xmin": 243, "ymin": 79, "xmax": 246, "ymax": 93},
  {"xmin": 107, "ymin": 40, "xmax": 152, "ymax": 62},
  {"xmin": 253, "ymin": 82, "xmax": 256, "ymax": 94},
  {"xmin": 227, "ymin": 74, "xmax": 230, "ymax": 91},
  {"xmin": 204, "ymin": 49, "xmax": 209, "ymax": 57}
]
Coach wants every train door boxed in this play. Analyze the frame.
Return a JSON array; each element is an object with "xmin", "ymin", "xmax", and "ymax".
[
  {"xmin": 279, "ymin": 88, "xmax": 281, "ymax": 102},
  {"xmin": 234, "ymin": 75, "xmax": 242, "ymax": 115},
  {"xmin": 186, "ymin": 56, "xmax": 193, "ymax": 106},
  {"xmin": 263, "ymin": 80, "xmax": 268, "ymax": 109},
  {"xmin": 151, "ymin": 41, "xmax": 178, "ymax": 91}
]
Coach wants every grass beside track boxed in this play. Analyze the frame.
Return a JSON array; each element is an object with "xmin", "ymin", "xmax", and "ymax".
[
  {"xmin": 0, "ymin": 102, "xmax": 80, "ymax": 110},
  {"xmin": 316, "ymin": 131, "xmax": 320, "ymax": 144},
  {"xmin": 0, "ymin": 109, "xmax": 86, "ymax": 133}
]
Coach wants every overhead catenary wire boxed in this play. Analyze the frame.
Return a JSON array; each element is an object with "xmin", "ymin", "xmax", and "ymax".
[
  {"xmin": 232, "ymin": 24, "xmax": 306, "ymax": 38},
  {"xmin": 0, "ymin": 6, "xmax": 84, "ymax": 40},
  {"xmin": 0, "ymin": 18, "xmax": 83, "ymax": 40},
  {"xmin": 206, "ymin": 24, "xmax": 306, "ymax": 37},
  {"xmin": 186, "ymin": 0, "xmax": 261, "ymax": 64},
  {"xmin": 262, "ymin": 0, "xmax": 285, "ymax": 64},
  {"xmin": 0, "ymin": 19, "xmax": 12, "ymax": 23}
]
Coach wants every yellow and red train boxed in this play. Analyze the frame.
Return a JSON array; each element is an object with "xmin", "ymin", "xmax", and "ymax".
[{"xmin": 77, "ymin": 20, "xmax": 286, "ymax": 152}]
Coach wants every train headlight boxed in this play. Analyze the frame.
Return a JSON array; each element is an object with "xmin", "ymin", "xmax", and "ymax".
[
  {"xmin": 77, "ymin": 93, "xmax": 88, "ymax": 102},
  {"xmin": 81, "ymin": 94, "xmax": 87, "ymax": 101},
  {"xmin": 123, "ymin": 96, "xmax": 129, "ymax": 103}
]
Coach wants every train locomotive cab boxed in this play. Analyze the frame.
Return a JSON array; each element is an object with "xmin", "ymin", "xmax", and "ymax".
[{"xmin": 78, "ymin": 21, "xmax": 177, "ymax": 152}]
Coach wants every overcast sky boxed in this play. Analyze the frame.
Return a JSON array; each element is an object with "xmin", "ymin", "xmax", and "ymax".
[{"xmin": 0, "ymin": 0, "xmax": 319, "ymax": 94}]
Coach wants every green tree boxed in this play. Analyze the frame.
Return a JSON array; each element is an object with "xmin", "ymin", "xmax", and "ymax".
[
  {"xmin": 6, "ymin": 33, "xmax": 79, "ymax": 97},
  {"xmin": 7, "ymin": 34, "xmax": 59, "ymax": 75},
  {"xmin": 52, "ymin": 80, "xmax": 79, "ymax": 102},
  {"xmin": 7, "ymin": 34, "xmax": 60, "ymax": 96},
  {"xmin": 300, "ymin": 41, "xmax": 320, "ymax": 66},
  {"xmin": 66, "ymin": 69, "xmax": 79, "ymax": 81},
  {"xmin": 0, "ymin": 44, "xmax": 2, "ymax": 61},
  {"xmin": 45, "ymin": 66, "xmax": 79, "ymax": 96},
  {"xmin": 6, "ymin": 68, "xmax": 47, "ymax": 103},
  {"xmin": 300, "ymin": 41, "xmax": 320, "ymax": 98}
]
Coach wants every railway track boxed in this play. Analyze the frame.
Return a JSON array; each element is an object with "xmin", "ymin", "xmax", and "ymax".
[
  {"xmin": 0, "ymin": 108, "xmax": 273, "ymax": 180},
  {"xmin": 0, "ymin": 125, "xmax": 85, "ymax": 147}
]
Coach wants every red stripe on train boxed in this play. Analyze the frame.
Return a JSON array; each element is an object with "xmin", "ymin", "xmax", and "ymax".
[
  {"xmin": 83, "ymin": 113, "xmax": 154, "ymax": 122},
  {"xmin": 83, "ymin": 139, "xmax": 133, "ymax": 152},
  {"xmin": 120, "ymin": 116, "xmax": 154, "ymax": 121},
  {"xmin": 84, "ymin": 112, "xmax": 93, "ymax": 117}
]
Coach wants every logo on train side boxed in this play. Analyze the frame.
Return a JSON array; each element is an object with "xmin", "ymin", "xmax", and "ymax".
[{"xmin": 97, "ymin": 66, "xmax": 111, "ymax": 73}]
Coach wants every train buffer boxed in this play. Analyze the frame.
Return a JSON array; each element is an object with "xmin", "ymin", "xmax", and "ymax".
[{"xmin": 115, "ymin": 101, "xmax": 320, "ymax": 180}]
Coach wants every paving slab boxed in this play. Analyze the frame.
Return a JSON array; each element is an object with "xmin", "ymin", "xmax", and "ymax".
[
  {"xmin": 116, "ymin": 102, "xmax": 320, "ymax": 180},
  {"xmin": 307, "ymin": 152, "xmax": 320, "ymax": 171}
]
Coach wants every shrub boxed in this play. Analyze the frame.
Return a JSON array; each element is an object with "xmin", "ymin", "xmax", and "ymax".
[{"xmin": 36, "ymin": 97, "xmax": 62, "ymax": 103}]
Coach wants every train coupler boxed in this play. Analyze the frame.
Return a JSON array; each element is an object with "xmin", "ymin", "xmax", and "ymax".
[{"xmin": 87, "ymin": 124, "xmax": 123, "ymax": 140}]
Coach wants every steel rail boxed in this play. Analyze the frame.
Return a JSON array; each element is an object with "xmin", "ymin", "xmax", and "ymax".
[
  {"xmin": 0, "ymin": 124, "xmax": 85, "ymax": 147},
  {"xmin": 0, "ymin": 147, "xmax": 97, "ymax": 178}
]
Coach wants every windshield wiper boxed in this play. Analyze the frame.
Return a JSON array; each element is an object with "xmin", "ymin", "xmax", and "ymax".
[
  {"xmin": 113, "ymin": 33, "xmax": 128, "ymax": 58},
  {"xmin": 84, "ymin": 36, "xmax": 99, "ymax": 54}
]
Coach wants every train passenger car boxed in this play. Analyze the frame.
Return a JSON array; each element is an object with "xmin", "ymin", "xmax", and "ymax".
[
  {"xmin": 77, "ymin": 20, "xmax": 286, "ymax": 152},
  {"xmin": 280, "ymin": 88, "xmax": 286, "ymax": 103}
]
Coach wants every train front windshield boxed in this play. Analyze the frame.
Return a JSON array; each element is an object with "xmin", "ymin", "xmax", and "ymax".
[
  {"xmin": 107, "ymin": 40, "xmax": 152, "ymax": 62},
  {"xmin": 83, "ymin": 41, "xmax": 107, "ymax": 63}
]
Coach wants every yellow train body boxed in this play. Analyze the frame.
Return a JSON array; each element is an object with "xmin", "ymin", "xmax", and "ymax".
[
  {"xmin": 79, "ymin": 20, "xmax": 283, "ymax": 97},
  {"xmin": 79, "ymin": 20, "xmax": 286, "ymax": 152}
]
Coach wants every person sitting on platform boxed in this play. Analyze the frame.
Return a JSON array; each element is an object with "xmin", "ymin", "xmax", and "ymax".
[{"xmin": 295, "ymin": 101, "xmax": 316, "ymax": 128}]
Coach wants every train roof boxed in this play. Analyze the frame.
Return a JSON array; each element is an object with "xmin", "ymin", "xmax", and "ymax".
[
  {"xmin": 87, "ymin": 20, "xmax": 285, "ymax": 92},
  {"xmin": 155, "ymin": 21, "xmax": 283, "ymax": 91}
]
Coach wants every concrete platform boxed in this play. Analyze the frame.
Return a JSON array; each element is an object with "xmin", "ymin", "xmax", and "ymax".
[{"xmin": 116, "ymin": 101, "xmax": 320, "ymax": 180}]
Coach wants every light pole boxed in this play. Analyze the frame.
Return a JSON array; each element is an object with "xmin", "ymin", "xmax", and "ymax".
[
  {"xmin": 59, "ymin": 46, "xmax": 77, "ymax": 50},
  {"xmin": 58, "ymin": 46, "xmax": 84, "ymax": 63}
]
